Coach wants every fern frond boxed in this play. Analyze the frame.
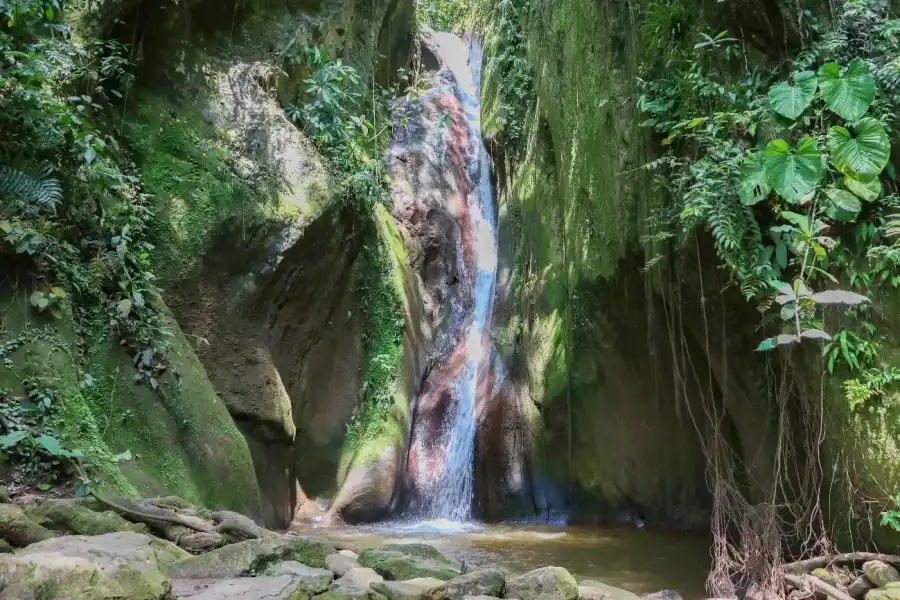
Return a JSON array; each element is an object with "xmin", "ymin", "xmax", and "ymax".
[{"xmin": 0, "ymin": 164, "xmax": 62, "ymax": 216}]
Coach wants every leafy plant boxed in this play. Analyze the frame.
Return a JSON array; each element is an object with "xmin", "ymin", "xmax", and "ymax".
[
  {"xmin": 768, "ymin": 70, "xmax": 817, "ymax": 119},
  {"xmin": 881, "ymin": 493, "xmax": 900, "ymax": 532}
]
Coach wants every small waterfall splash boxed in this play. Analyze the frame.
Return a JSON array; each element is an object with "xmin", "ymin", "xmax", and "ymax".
[{"xmin": 401, "ymin": 33, "xmax": 498, "ymax": 524}]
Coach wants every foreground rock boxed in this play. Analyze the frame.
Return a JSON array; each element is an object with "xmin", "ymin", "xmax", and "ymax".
[
  {"xmin": 177, "ymin": 574, "xmax": 313, "ymax": 599},
  {"xmin": 359, "ymin": 545, "xmax": 460, "ymax": 581},
  {"xmin": 373, "ymin": 577, "xmax": 447, "ymax": 600},
  {"xmin": 865, "ymin": 561, "xmax": 900, "ymax": 588},
  {"xmin": 0, "ymin": 531, "xmax": 188, "ymax": 600},
  {"xmin": 506, "ymin": 567, "xmax": 579, "ymax": 600},
  {"xmin": 579, "ymin": 580, "xmax": 640, "ymax": 600},
  {"xmin": 328, "ymin": 552, "xmax": 363, "ymax": 576},
  {"xmin": 0, "ymin": 503, "xmax": 54, "ymax": 547},
  {"xmin": 170, "ymin": 536, "xmax": 335, "ymax": 579},
  {"xmin": 443, "ymin": 568, "xmax": 505, "ymax": 600},
  {"xmin": 268, "ymin": 561, "xmax": 334, "ymax": 593},
  {"xmin": 333, "ymin": 566, "xmax": 385, "ymax": 589},
  {"xmin": 319, "ymin": 586, "xmax": 390, "ymax": 600}
]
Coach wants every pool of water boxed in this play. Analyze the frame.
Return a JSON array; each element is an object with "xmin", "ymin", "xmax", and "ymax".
[{"xmin": 293, "ymin": 521, "xmax": 711, "ymax": 599}]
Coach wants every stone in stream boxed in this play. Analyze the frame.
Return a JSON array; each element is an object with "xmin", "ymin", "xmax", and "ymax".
[
  {"xmin": 640, "ymin": 591, "xmax": 683, "ymax": 600},
  {"xmin": 170, "ymin": 536, "xmax": 335, "ymax": 579},
  {"xmin": 849, "ymin": 576, "xmax": 876, "ymax": 600},
  {"xmin": 176, "ymin": 574, "xmax": 311, "ymax": 599},
  {"xmin": 506, "ymin": 567, "xmax": 579, "ymax": 600},
  {"xmin": 864, "ymin": 561, "xmax": 900, "ymax": 587},
  {"xmin": 359, "ymin": 546, "xmax": 460, "ymax": 581},
  {"xmin": 329, "ymin": 552, "xmax": 363, "ymax": 576},
  {"xmin": 0, "ymin": 531, "xmax": 188, "ymax": 600},
  {"xmin": 0, "ymin": 503, "xmax": 55, "ymax": 547},
  {"xmin": 333, "ymin": 566, "xmax": 386, "ymax": 590},
  {"xmin": 268, "ymin": 561, "xmax": 334, "ymax": 593},
  {"xmin": 443, "ymin": 568, "xmax": 506, "ymax": 599},
  {"xmin": 372, "ymin": 577, "xmax": 448, "ymax": 600},
  {"xmin": 578, "ymin": 581, "xmax": 639, "ymax": 600}
]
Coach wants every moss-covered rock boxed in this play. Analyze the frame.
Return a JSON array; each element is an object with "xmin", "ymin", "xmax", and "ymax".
[
  {"xmin": 267, "ymin": 561, "xmax": 334, "ymax": 593},
  {"xmin": 357, "ymin": 548, "xmax": 460, "ymax": 581},
  {"xmin": 169, "ymin": 536, "xmax": 335, "ymax": 579},
  {"xmin": 372, "ymin": 577, "xmax": 448, "ymax": 600},
  {"xmin": 865, "ymin": 561, "xmax": 900, "ymax": 588},
  {"xmin": 443, "ymin": 569, "xmax": 506, "ymax": 600},
  {"xmin": 26, "ymin": 499, "xmax": 145, "ymax": 536},
  {"xmin": 177, "ymin": 575, "xmax": 313, "ymax": 600},
  {"xmin": 318, "ymin": 586, "xmax": 390, "ymax": 600},
  {"xmin": 505, "ymin": 567, "xmax": 578, "ymax": 600},
  {"xmin": 0, "ymin": 504, "xmax": 54, "ymax": 547},
  {"xmin": 0, "ymin": 531, "xmax": 187, "ymax": 600}
]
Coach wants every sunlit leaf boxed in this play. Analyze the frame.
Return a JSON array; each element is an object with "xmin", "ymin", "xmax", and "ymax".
[
  {"xmin": 818, "ymin": 58, "xmax": 876, "ymax": 121},
  {"xmin": 843, "ymin": 171, "xmax": 881, "ymax": 202},
  {"xmin": 810, "ymin": 290, "xmax": 869, "ymax": 305},
  {"xmin": 827, "ymin": 118, "xmax": 891, "ymax": 179},
  {"xmin": 764, "ymin": 138, "xmax": 823, "ymax": 203}
]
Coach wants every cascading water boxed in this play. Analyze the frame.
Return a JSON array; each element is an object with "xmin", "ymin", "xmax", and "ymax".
[{"xmin": 401, "ymin": 32, "xmax": 498, "ymax": 524}]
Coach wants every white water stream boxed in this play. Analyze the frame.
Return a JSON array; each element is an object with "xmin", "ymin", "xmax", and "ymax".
[{"xmin": 415, "ymin": 33, "xmax": 498, "ymax": 524}]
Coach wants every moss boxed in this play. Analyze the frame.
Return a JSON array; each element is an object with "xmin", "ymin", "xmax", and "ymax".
[
  {"xmin": 123, "ymin": 94, "xmax": 289, "ymax": 286},
  {"xmin": 26, "ymin": 500, "xmax": 145, "ymax": 536},
  {"xmin": 340, "ymin": 204, "xmax": 407, "ymax": 470}
]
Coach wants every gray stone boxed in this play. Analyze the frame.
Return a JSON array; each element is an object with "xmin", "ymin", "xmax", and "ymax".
[
  {"xmin": 319, "ymin": 586, "xmax": 390, "ymax": 600},
  {"xmin": 179, "ymin": 575, "xmax": 309, "ymax": 599},
  {"xmin": 506, "ymin": 567, "xmax": 578, "ymax": 600},
  {"xmin": 579, "ymin": 581, "xmax": 640, "ymax": 600},
  {"xmin": 0, "ymin": 531, "xmax": 188, "ymax": 600},
  {"xmin": 333, "ymin": 566, "xmax": 386, "ymax": 590},
  {"xmin": 463, "ymin": 597, "xmax": 507, "ymax": 600},
  {"xmin": 359, "ymin": 547, "xmax": 460, "ymax": 581},
  {"xmin": 866, "ymin": 588, "xmax": 900, "ymax": 600},
  {"xmin": 329, "ymin": 552, "xmax": 363, "ymax": 576},
  {"xmin": 850, "ymin": 577, "xmax": 876, "ymax": 600},
  {"xmin": 865, "ymin": 562, "xmax": 900, "ymax": 588},
  {"xmin": 373, "ymin": 577, "xmax": 448, "ymax": 600},
  {"xmin": 170, "ymin": 536, "xmax": 335, "ymax": 579},
  {"xmin": 444, "ymin": 568, "xmax": 505, "ymax": 600},
  {"xmin": 269, "ymin": 561, "xmax": 334, "ymax": 593},
  {"xmin": 640, "ymin": 591, "xmax": 682, "ymax": 600},
  {"xmin": 341, "ymin": 549, "xmax": 362, "ymax": 560}
]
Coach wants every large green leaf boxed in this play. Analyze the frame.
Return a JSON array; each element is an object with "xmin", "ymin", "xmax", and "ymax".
[
  {"xmin": 843, "ymin": 171, "xmax": 881, "ymax": 201},
  {"xmin": 739, "ymin": 151, "xmax": 770, "ymax": 205},
  {"xmin": 823, "ymin": 187, "xmax": 861, "ymax": 221},
  {"xmin": 764, "ymin": 137, "xmax": 824, "ymax": 203},
  {"xmin": 818, "ymin": 58, "xmax": 876, "ymax": 121},
  {"xmin": 827, "ymin": 117, "xmax": 891, "ymax": 178},
  {"xmin": 769, "ymin": 71, "xmax": 817, "ymax": 120}
]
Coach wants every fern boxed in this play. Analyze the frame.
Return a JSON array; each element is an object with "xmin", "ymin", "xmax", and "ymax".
[{"xmin": 0, "ymin": 164, "xmax": 62, "ymax": 216}]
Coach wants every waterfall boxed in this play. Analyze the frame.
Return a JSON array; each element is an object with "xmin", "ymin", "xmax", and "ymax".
[{"xmin": 401, "ymin": 32, "xmax": 498, "ymax": 524}]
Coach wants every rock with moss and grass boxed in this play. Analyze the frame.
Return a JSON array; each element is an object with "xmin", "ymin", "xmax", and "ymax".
[
  {"xmin": 505, "ymin": 567, "xmax": 579, "ymax": 600},
  {"xmin": 169, "ymin": 536, "xmax": 335, "ymax": 579},
  {"xmin": 358, "ymin": 545, "xmax": 460, "ymax": 581}
]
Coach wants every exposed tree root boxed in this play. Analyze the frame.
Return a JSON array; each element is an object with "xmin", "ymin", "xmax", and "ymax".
[
  {"xmin": 90, "ymin": 493, "xmax": 214, "ymax": 533},
  {"xmin": 784, "ymin": 573, "xmax": 855, "ymax": 600},
  {"xmin": 785, "ymin": 553, "xmax": 900, "ymax": 573}
]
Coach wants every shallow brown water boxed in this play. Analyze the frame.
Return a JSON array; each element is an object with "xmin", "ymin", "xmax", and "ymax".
[{"xmin": 293, "ymin": 521, "xmax": 711, "ymax": 600}]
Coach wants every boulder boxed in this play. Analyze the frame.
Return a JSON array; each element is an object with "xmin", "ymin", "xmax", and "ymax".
[
  {"xmin": 463, "ymin": 596, "xmax": 506, "ymax": 600},
  {"xmin": 319, "ymin": 586, "xmax": 390, "ymax": 600},
  {"xmin": 0, "ymin": 531, "xmax": 188, "ymax": 600},
  {"xmin": 866, "ymin": 588, "xmax": 900, "ymax": 600},
  {"xmin": 329, "ymin": 552, "xmax": 363, "ymax": 576},
  {"xmin": 579, "ymin": 581, "xmax": 639, "ymax": 600},
  {"xmin": 0, "ymin": 503, "xmax": 54, "ymax": 547},
  {"xmin": 864, "ymin": 562, "xmax": 900, "ymax": 588},
  {"xmin": 640, "ymin": 591, "xmax": 682, "ymax": 600},
  {"xmin": 359, "ymin": 548, "xmax": 460, "ymax": 581},
  {"xmin": 26, "ymin": 499, "xmax": 145, "ymax": 536},
  {"xmin": 444, "ymin": 568, "xmax": 505, "ymax": 600},
  {"xmin": 373, "ymin": 577, "xmax": 448, "ymax": 600},
  {"xmin": 170, "ymin": 536, "xmax": 335, "ymax": 579},
  {"xmin": 341, "ymin": 549, "xmax": 362, "ymax": 559},
  {"xmin": 268, "ymin": 561, "xmax": 334, "ymax": 593},
  {"xmin": 506, "ymin": 567, "xmax": 579, "ymax": 600},
  {"xmin": 333, "ymin": 566, "xmax": 385, "ymax": 590},
  {"xmin": 0, "ymin": 540, "xmax": 11, "ymax": 554},
  {"xmin": 177, "ymin": 574, "xmax": 312, "ymax": 599},
  {"xmin": 849, "ymin": 576, "xmax": 876, "ymax": 600}
]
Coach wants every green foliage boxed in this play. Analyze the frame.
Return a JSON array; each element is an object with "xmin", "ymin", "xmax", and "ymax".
[
  {"xmin": 763, "ymin": 137, "xmax": 823, "ymax": 203},
  {"xmin": 415, "ymin": 0, "xmax": 470, "ymax": 31},
  {"xmin": 768, "ymin": 70, "xmax": 817, "ymax": 120},
  {"xmin": 827, "ymin": 118, "xmax": 891, "ymax": 179},
  {"xmin": 818, "ymin": 58, "xmax": 876, "ymax": 121},
  {"xmin": 881, "ymin": 493, "xmax": 900, "ymax": 532}
]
